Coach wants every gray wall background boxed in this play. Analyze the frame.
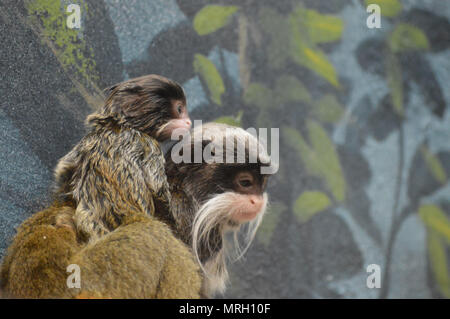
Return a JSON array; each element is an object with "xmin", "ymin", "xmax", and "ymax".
[{"xmin": 1, "ymin": 0, "xmax": 449, "ymax": 298}]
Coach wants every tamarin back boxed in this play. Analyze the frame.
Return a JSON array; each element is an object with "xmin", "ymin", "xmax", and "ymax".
[
  {"xmin": 0, "ymin": 206, "xmax": 202, "ymax": 298},
  {"xmin": 54, "ymin": 118, "xmax": 171, "ymax": 240},
  {"xmin": 69, "ymin": 214, "xmax": 202, "ymax": 299}
]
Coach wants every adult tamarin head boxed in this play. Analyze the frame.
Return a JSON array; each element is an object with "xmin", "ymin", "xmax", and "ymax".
[
  {"xmin": 89, "ymin": 74, "xmax": 192, "ymax": 141},
  {"xmin": 165, "ymin": 123, "xmax": 273, "ymax": 297}
]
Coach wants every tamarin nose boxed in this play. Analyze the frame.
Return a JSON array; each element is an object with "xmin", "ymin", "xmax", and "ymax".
[
  {"xmin": 185, "ymin": 119, "xmax": 192, "ymax": 127},
  {"xmin": 248, "ymin": 195, "xmax": 264, "ymax": 210}
]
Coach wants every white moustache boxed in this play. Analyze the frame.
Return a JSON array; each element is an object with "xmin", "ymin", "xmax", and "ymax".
[{"xmin": 191, "ymin": 192, "xmax": 268, "ymax": 296}]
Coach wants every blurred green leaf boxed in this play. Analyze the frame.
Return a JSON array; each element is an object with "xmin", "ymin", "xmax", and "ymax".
[
  {"xmin": 298, "ymin": 7, "xmax": 344, "ymax": 44},
  {"xmin": 259, "ymin": 6, "xmax": 341, "ymax": 86},
  {"xmin": 275, "ymin": 75, "xmax": 311, "ymax": 104},
  {"xmin": 292, "ymin": 45, "xmax": 339, "ymax": 88},
  {"xmin": 408, "ymin": 145, "xmax": 447, "ymax": 201},
  {"xmin": 282, "ymin": 126, "xmax": 311, "ymax": 161},
  {"xmin": 193, "ymin": 54, "xmax": 225, "ymax": 105},
  {"xmin": 389, "ymin": 23, "xmax": 430, "ymax": 53},
  {"xmin": 419, "ymin": 205, "xmax": 450, "ymax": 242},
  {"xmin": 243, "ymin": 83, "xmax": 274, "ymax": 109},
  {"xmin": 427, "ymin": 231, "xmax": 450, "ymax": 298},
  {"xmin": 386, "ymin": 52, "xmax": 403, "ymax": 115},
  {"xmin": 420, "ymin": 204, "xmax": 450, "ymax": 297},
  {"xmin": 214, "ymin": 111, "xmax": 243, "ymax": 127},
  {"xmin": 308, "ymin": 120, "xmax": 346, "ymax": 201},
  {"xmin": 289, "ymin": 7, "xmax": 340, "ymax": 87},
  {"xmin": 257, "ymin": 202, "xmax": 286, "ymax": 246},
  {"xmin": 365, "ymin": 0, "xmax": 402, "ymax": 17},
  {"xmin": 293, "ymin": 191, "xmax": 331, "ymax": 224},
  {"xmin": 282, "ymin": 123, "xmax": 346, "ymax": 201},
  {"xmin": 193, "ymin": 5, "xmax": 239, "ymax": 36},
  {"xmin": 312, "ymin": 94, "xmax": 345, "ymax": 123},
  {"xmin": 421, "ymin": 146, "xmax": 447, "ymax": 185}
]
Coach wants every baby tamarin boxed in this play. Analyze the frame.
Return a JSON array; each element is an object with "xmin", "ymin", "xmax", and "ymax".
[{"xmin": 54, "ymin": 74, "xmax": 191, "ymax": 241}]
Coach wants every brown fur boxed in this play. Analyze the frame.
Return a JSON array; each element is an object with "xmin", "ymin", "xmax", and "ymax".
[
  {"xmin": 0, "ymin": 205, "xmax": 81, "ymax": 298},
  {"xmin": 0, "ymin": 206, "xmax": 201, "ymax": 298},
  {"xmin": 68, "ymin": 214, "xmax": 201, "ymax": 299}
]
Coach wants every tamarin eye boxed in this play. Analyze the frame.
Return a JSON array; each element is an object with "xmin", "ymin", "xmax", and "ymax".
[
  {"xmin": 238, "ymin": 179, "xmax": 252, "ymax": 188},
  {"xmin": 177, "ymin": 105, "xmax": 183, "ymax": 115}
]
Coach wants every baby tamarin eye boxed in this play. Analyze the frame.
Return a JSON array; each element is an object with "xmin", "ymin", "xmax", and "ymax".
[
  {"xmin": 176, "ymin": 104, "xmax": 183, "ymax": 115},
  {"xmin": 172, "ymin": 102, "xmax": 188, "ymax": 119},
  {"xmin": 157, "ymin": 100, "xmax": 192, "ymax": 141}
]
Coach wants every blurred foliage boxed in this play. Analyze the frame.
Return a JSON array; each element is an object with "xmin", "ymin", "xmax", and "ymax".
[
  {"xmin": 420, "ymin": 146, "xmax": 447, "ymax": 185},
  {"xmin": 312, "ymin": 95, "xmax": 344, "ymax": 123},
  {"xmin": 419, "ymin": 205, "xmax": 450, "ymax": 298},
  {"xmin": 214, "ymin": 110, "xmax": 244, "ymax": 127},
  {"xmin": 185, "ymin": 0, "xmax": 449, "ymax": 298},
  {"xmin": 356, "ymin": 0, "xmax": 449, "ymax": 297},
  {"xmin": 257, "ymin": 202, "xmax": 287, "ymax": 246},
  {"xmin": 193, "ymin": 5, "xmax": 239, "ymax": 36},
  {"xmin": 289, "ymin": 6, "xmax": 342, "ymax": 87},
  {"xmin": 388, "ymin": 23, "xmax": 429, "ymax": 53},
  {"xmin": 365, "ymin": 0, "xmax": 402, "ymax": 17},
  {"xmin": 282, "ymin": 123, "xmax": 346, "ymax": 202},
  {"xmin": 193, "ymin": 54, "xmax": 225, "ymax": 105},
  {"xmin": 293, "ymin": 191, "xmax": 331, "ymax": 224}
]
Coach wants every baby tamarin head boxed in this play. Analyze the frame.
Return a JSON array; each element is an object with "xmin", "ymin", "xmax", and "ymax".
[{"xmin": 90, "ymin": 74, "xmax": 191, "ymax": 141}]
